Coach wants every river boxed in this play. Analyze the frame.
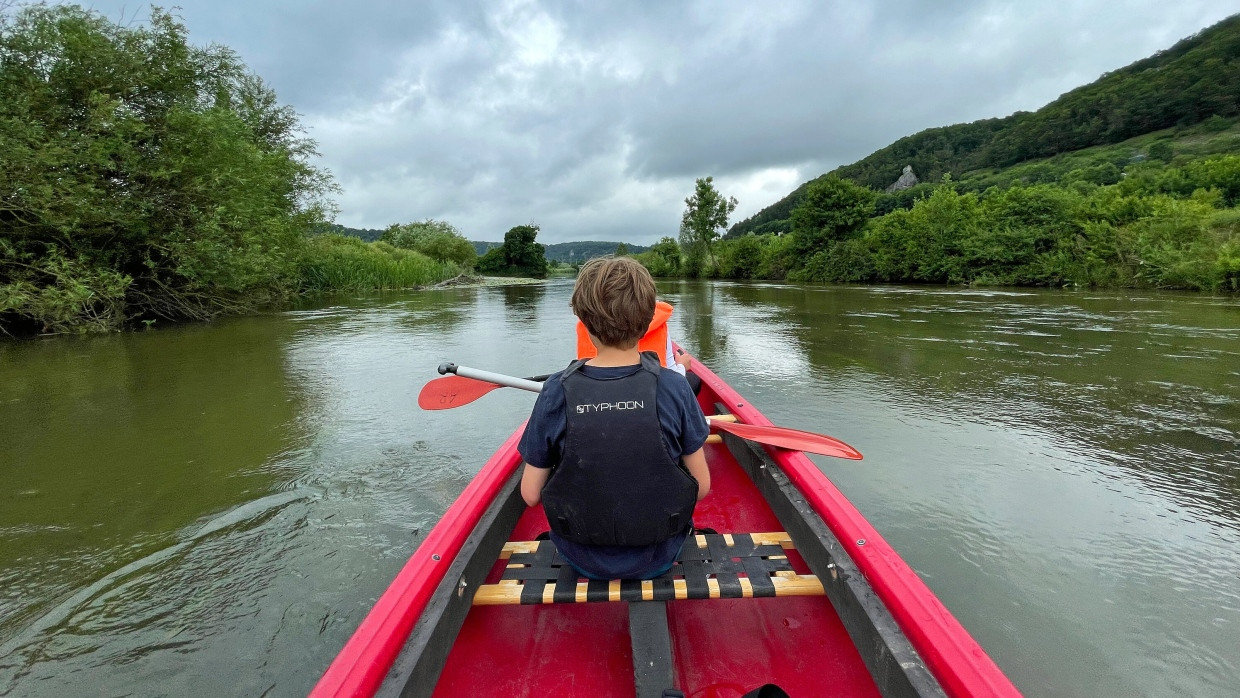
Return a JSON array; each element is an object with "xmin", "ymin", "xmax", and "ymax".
[{"xmin": 1, "ymin": 280, "xmax": 1237, "ymax": 697}]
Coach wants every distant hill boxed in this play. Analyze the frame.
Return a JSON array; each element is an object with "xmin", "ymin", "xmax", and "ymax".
[
  {"xmin": 729, "ymin": 13, "xmax": 1240, "ymax": 237},
  {"xmin": 472, "ymin": 240, "xmax": 650, "ymax": 262},
  {"xmin": 315, "ymin": 223, "xmax": 385, "ymax": 241},
  {"xmin": 544, "ymin": 241, "xmax": 650, "ymax": 262},
  {"xmin": 471, "ymin": 241, "xmax": 501, "ymax": 256},
  {"xmin": 320, "ymin": 227, "xmax": 647, "ymax": 263}
]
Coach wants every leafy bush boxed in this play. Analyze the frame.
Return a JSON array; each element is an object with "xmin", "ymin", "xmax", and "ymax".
[
  {"xmin": 380, "ymin": 219, "xmax": 477, "ymax": 267},
  {"xmin": 874, "ymin": 182, "xmax": 938, "ymax": 215},
  {"xmin": 1182, "ymin": 155, "xmax": 1240, "ymax": 205},
  {"xmin": 635, "ymin": 237, "xmax": 682, "ymax": 277},
  {"xmin": 716, "ymin": 235, "xmax": 767, "ymax": 279},
  {"xmin": 1148, "ymin": 141, "xmax": 1176, "ymax": 163},
  {"xmin": 789, "ymin": 176, "xmax": 875, "ymax": 260},
  {"xmin": 789, "ymin": 239, "xmax": 876, "ymax": 282},
  {"xmin": 1201, "ymin": 115, "xmax": 1233, "ymax": 133},
  {"xmin": 0, "ymin": 241, "xmax": 131, "ymax": 334},
  {"xmin": 1128, "ymin": 198, "xmax": 1217, "ymax": 289},
  {"xmin": 758, "ymin": 234, "xmax": 797, "ymax": 280},
  {"xmin": 1065, "ymin": 162, "xmax": 1123, "ymax": 185},
  {"xmin": 1216, "ymin": 239, "xmax": 1240, "ymax": 291},
  {"xmin": 0, "ymin": 5, "xmax": 334, "ymax": 334}
]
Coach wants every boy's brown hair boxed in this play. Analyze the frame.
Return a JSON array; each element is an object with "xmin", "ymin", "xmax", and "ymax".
[{"xmin": 571, "ymin": 256, "xmax": 656, "ymax": 349}]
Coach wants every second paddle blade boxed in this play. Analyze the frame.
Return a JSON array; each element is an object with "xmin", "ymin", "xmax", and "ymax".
[{"xmin": 711, "ymin": 420, "xmax": 863, "ymax": 460}]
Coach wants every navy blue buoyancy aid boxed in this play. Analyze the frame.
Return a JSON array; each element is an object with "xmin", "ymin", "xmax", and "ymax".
[{"xmin": 541, "ymin": 351, "xmax": 699, "ymax": 547}]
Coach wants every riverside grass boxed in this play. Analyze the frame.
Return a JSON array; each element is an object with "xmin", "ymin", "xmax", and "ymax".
[{"xmin": 299, "ymin": 235, "xmax": 463, "ymax": 292}]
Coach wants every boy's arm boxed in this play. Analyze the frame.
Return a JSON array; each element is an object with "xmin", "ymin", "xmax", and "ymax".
[
  {"xmin": 520, "ymin": 463, "xmax": 550, "ymax": 507},
  {"xmin": 517, "ymin": 374, "xmax": 565, "ymax": 508},
  {"xmin": 683, "ymin": 448, "xmax": 710, "ymax": 500}
]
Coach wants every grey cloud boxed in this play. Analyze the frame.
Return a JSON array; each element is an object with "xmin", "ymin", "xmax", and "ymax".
[{"xmin": 51, "ymin": 1, "xmax": 1240, "ymax": 243}]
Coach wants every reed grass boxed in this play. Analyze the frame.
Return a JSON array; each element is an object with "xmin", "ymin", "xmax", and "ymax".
[{"xmin": 299, "ymin": 234, "xmax": 461, "ymax": 292}]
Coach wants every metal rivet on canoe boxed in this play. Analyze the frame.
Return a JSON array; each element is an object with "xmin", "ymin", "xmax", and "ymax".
[
  {"xmin": 457, "ymin": 578, "xmax": 467, "ymax": 598},
  {"xmin": 432, "ymin": 554, "xmax": 441, "ymax": 560},
  {"xmin": 856, "ymin": 539, "xmax": 866, "ymax": 546}
]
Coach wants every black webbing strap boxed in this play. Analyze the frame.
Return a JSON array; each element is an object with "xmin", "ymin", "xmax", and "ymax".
[{"xmin": 499, "ymin": 533, "xmax": 797, "ymax": 605}]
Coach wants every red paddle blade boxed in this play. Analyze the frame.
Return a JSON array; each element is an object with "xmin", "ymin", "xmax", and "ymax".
[
  {"xmin": 711, "ymin": 420, "xmax": 863, "ymax": 460},
  {"xmin": 417, "ymin": 375, "xmax": 502, "ymax": 410}
]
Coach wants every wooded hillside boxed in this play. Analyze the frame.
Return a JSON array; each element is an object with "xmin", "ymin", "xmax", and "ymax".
[{"xmin": 730, "ymin": 14, "xmax": 1240, "ymax": 237}]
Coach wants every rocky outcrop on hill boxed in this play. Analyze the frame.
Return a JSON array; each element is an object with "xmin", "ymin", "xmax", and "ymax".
[{"xmin": 885, "ymin": 165, "xmax": 919, "ymax": 192}]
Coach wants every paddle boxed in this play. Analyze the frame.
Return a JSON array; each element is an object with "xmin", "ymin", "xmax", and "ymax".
[
  {"xmin": 418, "ymin": 370, "xmax": 550, "ymax": 410},
  {"xmin": 430, "ymin": 363, "xmax": 863, "ymax": 460},
  {"xmin": 707, "ymin": 419, "xmax": 862, "ymax": 460}
]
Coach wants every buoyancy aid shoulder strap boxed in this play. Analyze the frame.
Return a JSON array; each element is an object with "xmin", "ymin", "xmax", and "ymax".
[
  {"xmin": 563, "ymin": 353, "xmax": 657, "ymax": 380},
  {"xmin": 638, "ymin": 350, "xmax": 663, "ymax": 376},
  {"xmin": 561, "ymin": 357, "xmax": 589, "ymax": 380}
]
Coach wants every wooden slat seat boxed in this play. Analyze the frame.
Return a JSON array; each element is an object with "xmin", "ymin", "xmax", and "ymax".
[{"xmin": 473, "ymin": 532, "xmax": 824, "ymax": 606}]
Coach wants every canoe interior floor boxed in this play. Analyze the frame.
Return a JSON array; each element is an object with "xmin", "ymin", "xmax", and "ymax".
[{"xmin": 431, "ymin": 442, "xmax": 882, "ymax": 698}]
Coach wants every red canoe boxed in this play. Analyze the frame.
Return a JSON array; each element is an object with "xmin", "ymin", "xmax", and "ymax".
[{"xmin": 311, "ymin": 356, "xmax": 1021, "ymax": 697}]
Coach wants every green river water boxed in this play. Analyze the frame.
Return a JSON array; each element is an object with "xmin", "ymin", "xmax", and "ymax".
[{"xmin": 1, "ymin": 280, "xmax": 1237, "ymax": 697}]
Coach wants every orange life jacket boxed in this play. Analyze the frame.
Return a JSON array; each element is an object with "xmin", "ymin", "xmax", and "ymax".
[{"xmin": 576, "ymin": 301, "xmax": 673, "ymax": 361}]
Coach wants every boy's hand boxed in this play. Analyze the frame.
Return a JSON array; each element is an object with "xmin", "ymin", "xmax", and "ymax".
[{"xmin": 674, "ymin": 351, "xmax": 693, "ymax": 370}]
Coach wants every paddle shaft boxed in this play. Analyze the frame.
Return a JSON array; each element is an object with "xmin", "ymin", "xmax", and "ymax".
[
  {"xmin": 439, "ymin": 363, "xmax": 545, "ymax": 393},
  {"xmin": 435, "ymin": 363, "xmax": 739, "ymax": 423}
]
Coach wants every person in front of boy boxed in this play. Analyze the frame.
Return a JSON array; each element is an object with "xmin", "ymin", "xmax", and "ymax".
[
  {"xmin": 518, "ymin": 257, "xmax": 711, "ymax": 580},
  {"xmin": 575, "ymin": 299, "xmax": 693, "ymax": 376},
  {"xmin": 575, "ymin": 297, "xmax": 702, "ymax": 394}
]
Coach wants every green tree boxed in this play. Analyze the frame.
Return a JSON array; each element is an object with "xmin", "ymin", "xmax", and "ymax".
[
  {"xmin": 679, "ymin": 177, "xmax": 737, "ymax": 277},
  {"xmin": 1183, "ymin": 155, "xmax": 1240, "ymax": 205},
  {"xmin": 475, "ymin": 225, "xmax": 547, "ymax": 277},
  {"xmin": 865, "ymin": 186, "xmax": 979, "ymax": 283},
  {"xmin": 380, "ymin": 219, "xmax": 476, "ymax": 267},
  {"xmin": 789, "ymin": 176, "xmax": 876, "ymax": 260},
  {"xmin": 615, "ymin": 242, "xmax": 629, "ymax": 256},
  {"xmin": 758, "ymin": 233, "xmax": 797, "ymax": 280},
  {"xmin": 0, "ymin": 5, "xmax": 334, "ymax": 334},
  {"xmin": 475, "ymin": 247, "xmax": 506, "ymax": 274}
]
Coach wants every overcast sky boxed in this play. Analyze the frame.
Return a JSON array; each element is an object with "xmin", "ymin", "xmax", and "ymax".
[{"xmin": 66, "ymin": 1, "xmax": 1240, "ymax": 243}]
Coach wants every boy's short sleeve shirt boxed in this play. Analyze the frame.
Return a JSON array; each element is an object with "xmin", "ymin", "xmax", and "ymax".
[{"xmin": 518, "ymin": 363, "xmax": 708, "ymax": 469}]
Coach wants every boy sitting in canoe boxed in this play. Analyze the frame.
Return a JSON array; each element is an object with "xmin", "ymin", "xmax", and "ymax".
[{"xmin": 518, "ymin": 257, "xmax": 711, "ymax": 580}]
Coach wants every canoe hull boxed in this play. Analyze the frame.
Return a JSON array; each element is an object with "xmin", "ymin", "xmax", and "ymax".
[{"xmin": 312, "ymin": 355, "xmax": 1020, "ymax": 698}]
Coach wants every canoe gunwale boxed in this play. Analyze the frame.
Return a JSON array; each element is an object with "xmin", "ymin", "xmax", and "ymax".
[
  {"xmin": 379, "ymin": 469, "xmax": 526, "ymax": 697},
  {"xmin": 716, "ymin": 419, "xmax": 944, "ymax": 697}
]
